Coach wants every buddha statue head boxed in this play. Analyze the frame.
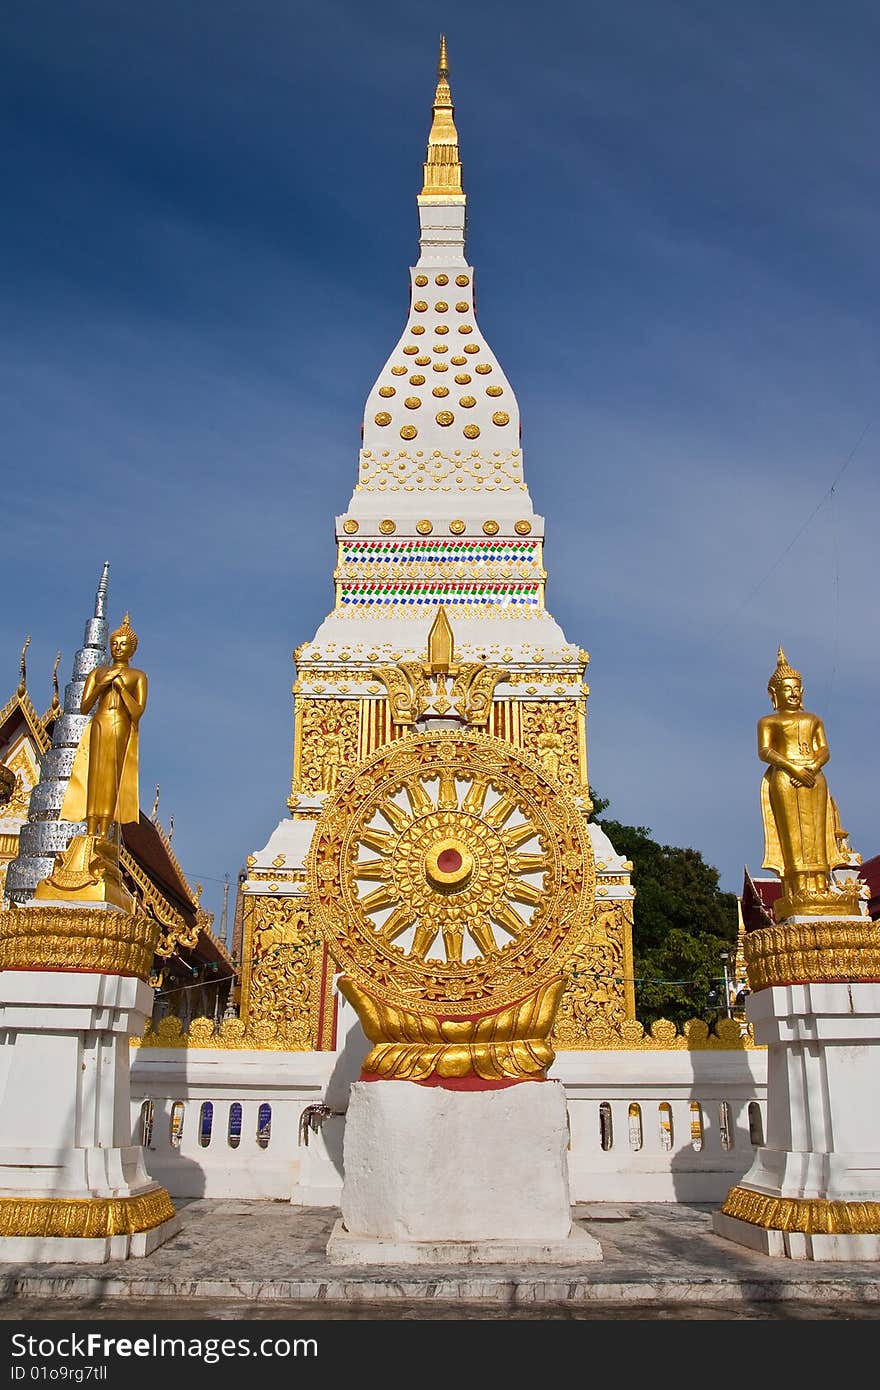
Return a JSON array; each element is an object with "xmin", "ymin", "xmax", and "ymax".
[
  {"xmin": 767, "ymin": 646, "xmax": 802, "ymax": 711},
  {"xmin": 110, "ymin": 612, "xmax": 138, "ymax": 660}
]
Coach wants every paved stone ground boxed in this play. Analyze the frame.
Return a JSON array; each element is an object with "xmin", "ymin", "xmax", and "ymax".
[{"xmin": 0, "ymin": 1200, "xmax": 878, "ymax": 1320}]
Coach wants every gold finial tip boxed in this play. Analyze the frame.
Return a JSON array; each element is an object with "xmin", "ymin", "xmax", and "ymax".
[
  {"xmin": 427, "ymin": 604, "xmax": 455, "ymax": 674},
  {"xmin": 421, "ymin": 34, "xmax": 463, "ymax": 200}
]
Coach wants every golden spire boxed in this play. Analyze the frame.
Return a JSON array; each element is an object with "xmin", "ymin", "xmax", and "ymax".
[
  {"xmin": 50, "ymin": 651, "xmax": 62, "ymax": 713},
  {"xmin": 419, "ymin": 34, "xmax": 464, "ymax": 203},
  {"xmin": 17, "ymin": 636, "xmax": 30, "ymax": 698},
  {"xmin": 426, "ymin": 606, "xmax": 456, "ymax": 675}
]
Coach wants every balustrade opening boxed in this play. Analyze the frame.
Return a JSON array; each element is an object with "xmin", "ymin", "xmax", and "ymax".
[
  {"xmin": 228, "ymin": 1102, "xmax": 242, "ymax": 1149},
  {"xmin": 628, "ymin": 1102, "xmax": 643, "ymax": 1151},
  {"xmin": 690, "ymin": 1101, "xmax": 704, "ymax": 1151},
  {"xmin": 598, "ymin": 1102, "xmax": 613, "ymax": 1150},
  {"xmin": 257, "ymin": 1103, "xmax": 272, "ymax": 1149},
  {"xmin": 199, "ymin": 1101, "xmax": 214, "ymax": 1148},
  {"xmin": 170, "ymin": 1101, "xmax": 185, "ymax": 1149},
  {"xmin": 658, "ymin": 1102, "xmax": 673, "ymax": 1151},
  {"xmin": 139, "ymin": 1099, "xmax": 154, "ymax": 1148}
]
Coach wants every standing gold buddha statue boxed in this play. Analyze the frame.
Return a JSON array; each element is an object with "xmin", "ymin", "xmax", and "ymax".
[
  {"xmin": 758, "ymin": 647, "xmax": 852, "ymax": 919},
  {"xmin": 35, "ymin": 614, "xmax": 147, "ymax": 908}
]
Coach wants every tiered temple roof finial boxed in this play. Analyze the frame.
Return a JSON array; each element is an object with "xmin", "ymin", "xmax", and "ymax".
[
  {"xmin": 4, "ymin": 563, "xmax": 110, "ymax": 904},
  {"xmin": 95, "ymin": 560, "xmax": 110, "ymax": 620},
  {"xmin": 17, "ymin": 636, "xmax": 30, "ymax": 699},
  {"xmin": 419, "ymin": 34, "xmax": 464, "ymax": 204}
]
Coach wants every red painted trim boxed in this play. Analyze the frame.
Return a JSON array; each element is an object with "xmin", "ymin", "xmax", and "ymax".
[{"xmin": 360, "ymin": 1071, "xmax": 545, "ymax": 1090}]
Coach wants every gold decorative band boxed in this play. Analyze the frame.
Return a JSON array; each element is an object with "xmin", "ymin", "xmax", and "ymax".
[
  {"xmin": 0, "ymin": 906, "xmax": 160, "ymax": 981},
  {"xmin": 743, "ymin": 919, "xmax": 880, "ymax": 992},
  {"xmin": 363, "ymin": 1039, "xmax": 553, "ymax": 1081},
  {"xmin": 721, "ymin": 1185, "xmax": 880, "ymax": 1235},
  {"xmin": 0, "ymin": 1187, "xmax": 176, "ymax": 1239},
  {"xmin": 338, "ymin": 975, "xmax": 564, "ymax": 1081}
]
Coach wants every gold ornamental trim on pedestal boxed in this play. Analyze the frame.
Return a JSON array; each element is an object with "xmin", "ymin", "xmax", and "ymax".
[
  {"xmin": 721, "ymin": 1185, "xmax": 880, "ymax": 1236},
  {"xmin": 306, "ymin": 730, "xmax": 595, "ymax": 1016},
  {"xmin": 0, "ymin": 906, "xmax": 160, "ymax": 981},
  {"xmin": 338, "ymin": 975, "xmax": 564, "ymax": 1081},
  {"xmin": 0, "ymin": 1187, "xmax": 176, "ymax": 1239},
  {"xmin": 743, "ymin": 918, "xmax": 880, "ymax": 992}
]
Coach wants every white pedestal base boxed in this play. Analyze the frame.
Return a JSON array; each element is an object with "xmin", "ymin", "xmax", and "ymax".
[
  {"xmin": 0, "ymin": 1207, "xmax": 182, "ymax": 1265},
  {"xmin": 326, "ymin": 1215, "xmax": 602, "ymax": 1264},
  {"xmin": 714, "ymin": 980, "xmax": 880, "ymax": 1262},
  {"xmin": 332, "ymin": 1078, "xmax": 602, "ymax": 1262},
  {"xmin": 0, "ymin": 970, "xmax": 179, "ymax": 1263},
  {"xmin": 713, "ymin": 1210, "xmax": 880, "ymax": 1262}
]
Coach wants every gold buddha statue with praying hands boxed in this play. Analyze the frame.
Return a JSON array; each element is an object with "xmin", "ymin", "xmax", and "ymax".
[
  {"xmin": 35, "ymin": 614, "xmax": 147, "ymax": 908},
  {"xmin": 758, "ymin": 647, "xmax": 855, "ymax": 920}
]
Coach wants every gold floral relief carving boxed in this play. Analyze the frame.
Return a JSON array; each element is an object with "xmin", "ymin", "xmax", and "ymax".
[
  {"xmin": 520, "ymin": 701, "xmax": 583, "ymax": 790},
  {"xmin": 553, "ymin": 904, "xmax": 631, "ymax": 1045},
  {"xmin": 0, "ymin": 741, "xmax": 38, "ymax": 821},
  {"xmin": 297, "ymin": 700, "xmax": 360, "ymax": 793},
  {"xmin": 242, "ymin": 897, "xmax": 324, "ymax": 1050},
  {"xmin": 134, "ymin": 894, "xmax": 328, "ymax": 1052}
]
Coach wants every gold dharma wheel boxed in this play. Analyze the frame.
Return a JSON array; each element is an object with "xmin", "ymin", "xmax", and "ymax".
[{"xmin": 306, "ymin": 731, "xmax": 595, "ymax": 1015}]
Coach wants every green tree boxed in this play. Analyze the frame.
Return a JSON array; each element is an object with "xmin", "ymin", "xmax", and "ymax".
[{"xmin": 591, "ymin": 792, "xmax": 738, "ymax": 1030}]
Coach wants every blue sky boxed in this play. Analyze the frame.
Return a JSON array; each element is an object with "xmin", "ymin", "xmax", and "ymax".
[{"xmin": 3, "ymin": 2, "xmax": 878, "ymax": 936}]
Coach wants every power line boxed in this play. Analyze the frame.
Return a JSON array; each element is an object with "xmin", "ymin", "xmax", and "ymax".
[{"xmin": 733, "ymin": 419, "xmax": 871, "ymax": 620}]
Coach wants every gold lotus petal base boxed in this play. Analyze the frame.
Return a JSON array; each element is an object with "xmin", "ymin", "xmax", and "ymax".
[
  {"xmin": 0, "ymin": 905, "xmax": 159, "ymax": 980},
  {"xmin": 0, "ymin": 1187, "xmax": 176, "ymax": 1240},
  {"xmin": 339, "ymin": 975, "xmax": 564, "ymax": 1082},
  {"xmin": 720, "ymin": 1185, "xmax": 880, "ymax": 1236},
  {"xmin": 33, "ymin": 833, "xmax": 134, "ymax": 912},
  {"xmin": 773, "ymin": 885, "xmax": 862, "ymax": 921},
  {"xmin": 743, "ymin": 917, "xmax": 880, "ymax": 992}
]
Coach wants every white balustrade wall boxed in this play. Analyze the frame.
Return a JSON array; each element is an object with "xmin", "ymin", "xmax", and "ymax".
[{"xmin": 130, "ymin": 1042, "xmax": 767, "ymax": 1206}]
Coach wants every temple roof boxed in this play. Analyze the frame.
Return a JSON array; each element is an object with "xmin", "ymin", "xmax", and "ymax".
[{"xmin": 740, "ymin": 866, "xmax": 780, "ymax": 931}]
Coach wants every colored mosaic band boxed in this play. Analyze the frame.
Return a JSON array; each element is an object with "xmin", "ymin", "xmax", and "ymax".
[
  {"xmin": 341, "ymin": 539, "xmax": 539, "ymax": 558},
  {"xmin": 339, "ymin": 582, "xmax": 541, "ymax": 606}
]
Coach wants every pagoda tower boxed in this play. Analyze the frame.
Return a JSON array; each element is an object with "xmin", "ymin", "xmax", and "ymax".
[{"xmin": 237, "ymin": 39, "xmax": 635, "ymax": 1052}]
